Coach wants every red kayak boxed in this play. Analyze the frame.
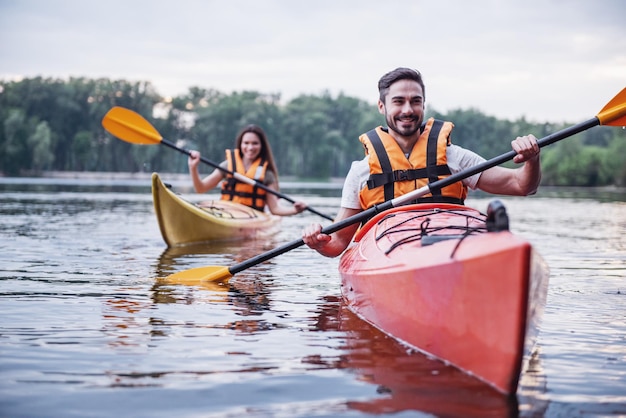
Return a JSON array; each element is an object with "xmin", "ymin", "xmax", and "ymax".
[{"xmin": 339, "ymin": 201, "xmax": 549, "ymax": 395}]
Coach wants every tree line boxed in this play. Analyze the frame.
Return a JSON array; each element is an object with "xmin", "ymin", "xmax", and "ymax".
[{"xmin": 1, "ymin": 76, "xmax": 624, "ymax": 186}]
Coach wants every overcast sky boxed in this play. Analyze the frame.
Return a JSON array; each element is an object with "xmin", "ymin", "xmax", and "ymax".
[{"xmin": 1, "ymin": 0, "xmax": 624, "ymax": 123}]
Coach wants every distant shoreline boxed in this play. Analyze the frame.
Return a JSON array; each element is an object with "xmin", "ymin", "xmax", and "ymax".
[
  {"xmin": 3, "ymin": 171, "xmax": 345, "ymax": 183},
  {"xmin": 0, "ymin": 171, "xmax": 345, "ymax": 190},
  {"xmin": 4, "ymin": 172, "xmax": 623, "ymax": 195},
  {"xmin": 41, "ymin": 171, "xmax": 188, "ymax": 181}
]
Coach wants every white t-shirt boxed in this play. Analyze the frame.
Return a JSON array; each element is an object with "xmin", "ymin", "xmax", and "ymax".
[{"xmin": 340, "ymin": 144, "xmax": 486, "ymax": 209}]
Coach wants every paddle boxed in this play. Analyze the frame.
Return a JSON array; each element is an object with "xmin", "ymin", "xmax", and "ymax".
[
  {"xmin": 167, "ymin": 87, "xmax": 626, "ymax": 284},
  {"xmin": 101, "ymin": 106, "xmax": 334, "ymax": 221}
]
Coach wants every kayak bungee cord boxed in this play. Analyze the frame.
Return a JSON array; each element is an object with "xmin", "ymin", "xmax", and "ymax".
[{"xmin": 377, "ymin": 208, "xmax": 489, "ymax": 255}]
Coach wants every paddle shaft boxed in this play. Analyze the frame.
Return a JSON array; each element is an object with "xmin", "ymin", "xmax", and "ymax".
[
  {"xmin": 159, "ymin": 138, "xmax": 334, "ymax": 221},
  {"xmin": 228, "ymin": 116, "xmax": 602, "ymax": 276}
]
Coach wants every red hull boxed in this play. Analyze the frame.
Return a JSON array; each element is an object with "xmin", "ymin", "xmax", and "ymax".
[{"xmin": 339, "ymin": 203, "xmax": 549, "ymax": 394}]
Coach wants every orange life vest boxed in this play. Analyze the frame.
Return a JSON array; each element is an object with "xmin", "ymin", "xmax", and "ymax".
[
  {"xmin": 358, "ymin": 118, "xmax": 467, "ymax": 209},
  {"xmin": 220, "ymin": 149, "xmax": 268, "ymax": 211}
]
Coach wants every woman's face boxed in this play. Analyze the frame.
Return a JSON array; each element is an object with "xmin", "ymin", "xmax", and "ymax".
[{"xmin": 240, "ymin": 132, "xmax": 262, "ymax": 161}]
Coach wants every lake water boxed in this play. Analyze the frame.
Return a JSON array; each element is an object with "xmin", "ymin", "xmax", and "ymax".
[{"xmin": 1, "ymin": 175, "xmax": 625, "ymax": 418}]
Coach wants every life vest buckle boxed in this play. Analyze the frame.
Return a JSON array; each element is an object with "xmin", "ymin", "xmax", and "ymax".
[{"xmin": 394, "ymin": 170, "xmax": 409, "ymax": 181}]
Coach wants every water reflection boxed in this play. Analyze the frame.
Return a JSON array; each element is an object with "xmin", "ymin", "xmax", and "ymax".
[
  {"xmin": 3, "ymin": 178, "xmax": 625, "ymax": 417},
  {"xmin": 144, "ymin": 242, "xmax": 551, "ymax": 417},
  {"xmin": 101, "ymin": 295, "xmax": 153, "ymax": 350},
  {"xmin": 153, "ymin": 239, "xmax": 279, "ymax": 279},
  {"xmin": 99, "ymin": 240, "xmax": 280, "ymax": 355},
  {"xmin": 152, "ymin": 242, "xmax": 277, "ymax": 333},
  {"xmin": 517, "ymin": 349, "xmax": 550, "ymax": 418},
  {"xmin": 308, "ymin": 296, "xmax": 520, "ymax": 417}
]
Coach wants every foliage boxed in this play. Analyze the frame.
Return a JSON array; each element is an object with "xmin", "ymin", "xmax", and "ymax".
[
  {"xmin": 0, "ymin": 76, "xmax": 160, "ymax": 173},
  {"xmin": 0, "ymin": 76, "xmax": 624, "ymax": 186},
  {"xmin": 603, "ymin": 132, "xmax": 626, "ymax": 186},
  {"xmin": 29, "ymin": 121, "xmax": 54, "ymax": 172},
  {"xmin": 541, "ymin": 129, "xmax": 625, "ymax": 187}
]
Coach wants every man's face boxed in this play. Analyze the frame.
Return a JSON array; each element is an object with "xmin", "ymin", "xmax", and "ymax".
[{"xmin": 378, "ymin": 79, "xmax": 425, "ymax": 138}]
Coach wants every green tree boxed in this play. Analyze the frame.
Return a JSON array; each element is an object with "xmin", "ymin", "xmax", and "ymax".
[
  {"xmin": 0, "ymin": 76, "xmax": 624, "ymax": 186},
  {"xmin": 1, "ymin": 109, "xmax": 29, "ymax": 175},
  {"xmin": 541, "ymin": 137, "xmax": 605, "ymax": 186},
  {"xmin": 28, "ymin": 121, "xmax": 54, "ymax": 172},
  {"xmin": 281, "ymin": 92, "xmax": 379, "ymax": 179},
  {"xmin": 71, "ymin": 130, "xmax": 93, "ymax": 171},
  {"xmin": 604, "ymin": 132, "xmax": 626, "ymax": 186}
]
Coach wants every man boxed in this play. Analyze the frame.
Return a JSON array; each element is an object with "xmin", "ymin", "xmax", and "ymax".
[{"xmin": 302, "ymin": 67, "xmax": 541, "ymax": 257}]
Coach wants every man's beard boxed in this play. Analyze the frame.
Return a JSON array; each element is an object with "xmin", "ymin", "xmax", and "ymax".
[{"xmin": 386, "ymin": 113, "xmax": 422, "ymax": 137}]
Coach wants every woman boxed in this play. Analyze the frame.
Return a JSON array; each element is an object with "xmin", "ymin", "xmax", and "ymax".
[{"xmin": 188, "ymin": 124, "xmax": 307, "ymax": 216}]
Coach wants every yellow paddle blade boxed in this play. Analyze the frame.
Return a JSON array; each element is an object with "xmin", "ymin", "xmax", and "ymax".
[
  {"xmin": 102, "ymin": 106, "xmax": 162, "ymax": 145},
  {"xmin": 166, "ymin": 265, "xmax": 233, "ymax": 283},
  {"xmin": 598, "ymin": 87, "xmax": 626, "ymax": 126},
  {"xmin": 158, "ymin": 276, "xmax": 229, "ymax": 292}
]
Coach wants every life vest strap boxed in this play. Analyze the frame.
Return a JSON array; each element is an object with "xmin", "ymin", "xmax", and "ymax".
[{"xmin": 366, "ymin": 165, "xmax": 452, "ymax": 189}]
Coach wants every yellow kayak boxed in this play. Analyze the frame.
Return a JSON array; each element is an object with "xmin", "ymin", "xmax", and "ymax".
[{"xmin": 151, "ymin": 173, "xmax": 280, "ymax": 247}]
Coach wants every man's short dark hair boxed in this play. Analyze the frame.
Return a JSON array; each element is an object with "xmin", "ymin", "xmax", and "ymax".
[{"xmin": 378, "ymin": 67, "xmax": 425, "ymax": 102}]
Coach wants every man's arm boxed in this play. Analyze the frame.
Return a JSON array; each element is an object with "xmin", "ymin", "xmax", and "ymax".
[{"xmin": 476, "ymin": 135, "xmax": 541, "ymax": 196}]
